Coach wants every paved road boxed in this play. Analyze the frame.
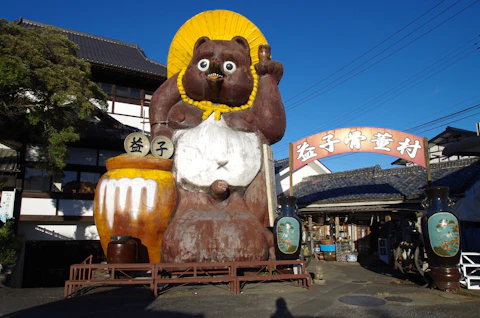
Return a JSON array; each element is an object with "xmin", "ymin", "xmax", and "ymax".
[{"xmin": 1, "ymin": 260, "xmax": 479, "ymax": 317}]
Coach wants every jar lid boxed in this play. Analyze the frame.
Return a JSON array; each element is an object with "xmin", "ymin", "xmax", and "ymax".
[{"xmin": 110, "ymin": 235, "xmax": 132, "ymax": 241}]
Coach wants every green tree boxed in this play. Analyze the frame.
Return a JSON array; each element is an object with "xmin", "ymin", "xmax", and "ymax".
[
  {"xmin": 0, "ymin": 219, "xmax": 19, "ymax": 266},
  {"xmin": 0, "ymin": 19, "xmax": 107, "ymax": 171}
]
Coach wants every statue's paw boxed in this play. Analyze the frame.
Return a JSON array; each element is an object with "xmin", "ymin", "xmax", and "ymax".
[{"xmin": 254, "ymin": 60, "xmax": 283, "ymax": 83}]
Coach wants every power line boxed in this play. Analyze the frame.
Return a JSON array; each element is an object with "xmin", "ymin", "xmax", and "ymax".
[
  {"xmin": 327, "ymin": 45, "xmax": 479, "ymax": 130},
  {"xmin": 283, "ymin": 0, "xmax": 447, "ymax": 104},
  {"xmin": 312, "ymin": 104, "xmax": 480, "ymax": 164},
  {"xmin": 285, "ymin": 0, "xmax": 478, "ymax": 111},
  {"xmin": 295, "ymin": 43, "xmax": 477, "ymax": 143},
  {"xmin": 410, "ymin": 103, "xmax": 480, "ymax": 133},
  {"xmin": 398, "ymin": 96, "xmax": 480, "ymax": 132},
  {"xmin": 274, "ymin": 98, "xmax": 480, "ymax": 156},
  {"xmin": 416, "ymin": 111, "xmax": 480, "ymax": 134},
  {"xmin": 274, "ymin": 33, "xmax": 479, "ymax": 153}
]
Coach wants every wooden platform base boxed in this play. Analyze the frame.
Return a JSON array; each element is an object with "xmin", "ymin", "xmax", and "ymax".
[{"xmin": 64, "ymin": 259, "xmax": 311, "ymax": 298}]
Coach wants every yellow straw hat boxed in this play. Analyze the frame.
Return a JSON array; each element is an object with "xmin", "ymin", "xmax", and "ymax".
[{"xmin": 166, "ymin": 10, "xmax": 268, "ymax": 79}]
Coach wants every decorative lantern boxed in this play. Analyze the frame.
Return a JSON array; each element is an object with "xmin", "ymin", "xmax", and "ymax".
[
  {"xmin": 273, "ymin": 196, "xmax": 302, "ymax": 260},
  {"xmin": 421, "ymin": 186, "xmax": 461, "ymax": 291}
]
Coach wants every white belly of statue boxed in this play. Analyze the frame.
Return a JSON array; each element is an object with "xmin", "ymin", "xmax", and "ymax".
[{"xmin": 173, "ymin": 115, "xmax": 261, "ymax": 190}]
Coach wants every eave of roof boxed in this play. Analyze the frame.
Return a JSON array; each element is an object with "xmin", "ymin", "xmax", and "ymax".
[
  {"xmin": 293, "ymin": 158, "xmax": 480, "ymax": 208},
  {"xmin": 391, "ymin": 126, "xmax": 477, "ymax": 165},
  {"xmin": 443, "ymin": 136, "xmax": 480, "ymax": 157},
  {"xmin": 16, "ymin": 18, "xmax": 167, "ymax": 79}
]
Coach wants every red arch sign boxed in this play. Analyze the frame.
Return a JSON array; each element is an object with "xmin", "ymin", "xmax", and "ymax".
[{"xmin": 292, "ymin": 127, "xmax": 426, "ymax": 171}]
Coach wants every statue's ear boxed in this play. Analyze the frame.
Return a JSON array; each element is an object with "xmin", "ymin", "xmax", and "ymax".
[
  {"xmin": 194, "ymin": 36, "xmax": 211, "ymax": 51},
  {"xmin": 231, "ymin": 36, "xmax": 250, "ymax": 53}
]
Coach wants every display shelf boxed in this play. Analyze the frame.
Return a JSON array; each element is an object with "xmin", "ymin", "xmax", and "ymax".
[{"xmin": 336, "ymin": 241, "xmax": 354, "ymax": 254}]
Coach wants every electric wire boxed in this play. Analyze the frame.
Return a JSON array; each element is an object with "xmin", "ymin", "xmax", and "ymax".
[
  {"xmin": 285, "ymin": 0, "xmax": 479, "ymax": 111},
  {"xmin": 274, "ymin": 33, "xmax": 479, "ymax": 154},
  {"xmin": 283, "ymin": 0, "xmax": 447, "ymax": 104},
  {"xmin": 294, "ymin": 102, "xmax": 480, "ymax": 165},
  {"xmin": 325, "ymin": 45, "xmax": 479, "ymax": 131}
]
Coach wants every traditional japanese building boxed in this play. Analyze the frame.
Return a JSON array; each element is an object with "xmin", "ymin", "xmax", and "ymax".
[{"xmin": 0, "ymin": 19, "xmax": 166, "ymax": 287}]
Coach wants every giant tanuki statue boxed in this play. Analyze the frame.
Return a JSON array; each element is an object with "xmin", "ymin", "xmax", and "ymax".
[{"xmin": 150, "ymin": 10, "xmax": 286, "ymax": 263}]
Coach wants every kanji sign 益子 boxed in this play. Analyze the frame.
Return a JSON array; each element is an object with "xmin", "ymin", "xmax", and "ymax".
[{"xmin": 292, "ymin": 127, "xmax": 426, "ymax": 170}]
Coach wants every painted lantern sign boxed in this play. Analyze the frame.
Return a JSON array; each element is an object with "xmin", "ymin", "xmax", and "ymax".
[
  {"xmin": 276, "ymin": 217, "xmax": 300, "ymax": 254},
  {"xmin": 427, "ymin": 213, "xmax": 460, "ymax": 257},
  {"xmin": 292, "ymin": 127, "xmax": 426, "ymax": 170}
]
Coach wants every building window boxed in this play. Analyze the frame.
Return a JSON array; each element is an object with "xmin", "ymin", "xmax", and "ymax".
[
  {"xmin": 24, "ymin": 147, "xmax": 117, "ymax": 195},
  {"xmin": 79, "ymin": 172, "xmax": 101, "ymax": 193},
  {"xmin": 24, "ymin": 168, "xmax": 53, "ymax": 192},
  {"xmin": 67, "ymin": 148, "xmax": 98, "ymax": 166},
  {"xmin": 97, "ymin": 82, "xmax": 153, "ymax": 106},
  {"xmin": 99, "ymin": 83, "xmax": 113, "ymax": 94},
  {"xmin": 61, "ymin": 171, "xmax": 79, "ymax": 193},
  {"xmin": 59, "ymin": 171, "xmax": 101, "ymax": 194}
]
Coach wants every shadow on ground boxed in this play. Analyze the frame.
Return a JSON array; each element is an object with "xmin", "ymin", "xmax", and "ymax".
[
  {"xmin": 358, "ymin": 255, "xmax": 429, "ymax": 286},
  {"xmin": 2, "ymin": 287, "xmax": 204, "ymax": 318}
]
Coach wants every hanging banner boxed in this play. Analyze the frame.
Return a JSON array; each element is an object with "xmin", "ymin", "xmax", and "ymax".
[
  {"xmin": 292, "ymin": 127, "xmax": 426, "ymax": 171},
  {"xmin": 0, "ymin": 189, "xmax": 16, "ymax": 223}
]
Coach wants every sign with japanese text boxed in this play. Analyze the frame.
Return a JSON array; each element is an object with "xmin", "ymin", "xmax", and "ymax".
[
  {"xmin": 292, "ymin": 127, "xmax": 426, "ymax": 171},
  {"xmin": 0, "ymin": 190, "xmax": 16, "ymax": 223},
  {"xmin": 124, "ymin": 132, "xmax": 150, "ymax": 157}
]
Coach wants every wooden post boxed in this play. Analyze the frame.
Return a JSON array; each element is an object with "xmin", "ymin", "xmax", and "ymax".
[
  {"xmin": 423, "ymin": 137, "xmax": 431, "ymax": 186},
  {"xmin": 289, "ymin": 143, "xmax": 293, "ymax": 196},
  {"xmin": 263, "ymin": 144, "xmax": 277, "ymax": 227}
]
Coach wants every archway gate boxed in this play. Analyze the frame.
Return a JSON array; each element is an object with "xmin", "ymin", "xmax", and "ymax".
[{"xmin": 288, "ymin": 127, "xmax": 430, "ymax": 193}]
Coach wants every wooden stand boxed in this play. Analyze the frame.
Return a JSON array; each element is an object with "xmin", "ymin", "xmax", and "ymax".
[{"xmin": 64, "ymin": 257, "xmax": 311, "ymax": 298}]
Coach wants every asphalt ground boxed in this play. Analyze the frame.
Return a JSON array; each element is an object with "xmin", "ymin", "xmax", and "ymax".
[{"xmin": 1, "ymin": 259, "xmax": 480, "ymax": 318}]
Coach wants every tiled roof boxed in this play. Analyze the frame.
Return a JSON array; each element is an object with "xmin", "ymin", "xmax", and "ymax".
[
  {"xmin": 275, "ymin": 158, "xmax": 290, "ymax": 174},
  {"xmin": 293, "ymin": 158, "xmax": 480, "ymax": 207},
  {"xmin": 16, "ymin": 18, "xmax": 166, "ymax": 78}
]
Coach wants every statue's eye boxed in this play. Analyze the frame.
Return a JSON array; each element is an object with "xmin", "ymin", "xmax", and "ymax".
[
  {"xmin": 223, "ymin": 61, "xmax": 237, "ymax": 74},
  {"xmin": 197, "ymin": 59, "xmax": 209, "ymax": 72}
]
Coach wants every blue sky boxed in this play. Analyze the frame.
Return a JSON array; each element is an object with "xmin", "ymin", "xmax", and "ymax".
[{"xmin": 3, "ymin": 0, "xmax": 480, "ymax": 172}]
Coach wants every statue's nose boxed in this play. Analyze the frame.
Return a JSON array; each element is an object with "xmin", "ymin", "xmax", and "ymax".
[{"xmin": 209, "ymin": 56, "xmax": 221, "ymax": 68}]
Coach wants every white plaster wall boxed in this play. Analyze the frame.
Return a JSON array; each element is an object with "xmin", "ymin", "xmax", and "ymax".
[
  {"xmin": 20, "ymin": 198, "xmax": 57, "ymax": 216},
  {"xmin": 110, "ymin": 113, "xmax": 150, "ymax": 133},
  {"xmin": 276, "ymin": 162, "xmax": 330, "ymax": 195},
  {"xmin": 58, "ymin": 199, "xmax": 94, "ymax": 216},
  {"xmin": 112, "ymin": 101, "xmax": 143, "ymax": 117},
  {"xmin": 106, "ymin": 100, "xmax": 150, "ymax": 133},
  {"xmin": 18, "ymin": 222, "xmax": 99, "ymax": 241}
]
